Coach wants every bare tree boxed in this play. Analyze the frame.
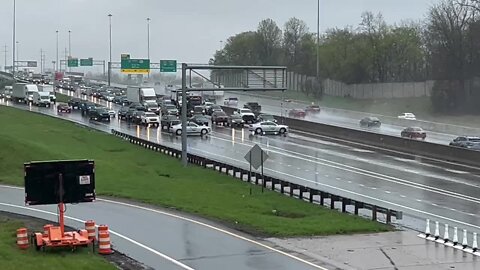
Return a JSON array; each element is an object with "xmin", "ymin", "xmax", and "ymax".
[{"xmin": 283, "ymin": 18, "xmax": 309, "ymax": 68}]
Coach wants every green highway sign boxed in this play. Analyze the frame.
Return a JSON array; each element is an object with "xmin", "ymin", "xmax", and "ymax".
[
  {"xmin": 80, "ymin": 58, "xmax": 93, "ymax": 66},
  {"xmin": 121, "ymin": 58, "xmax": 150, "ymax": 74},
  {"xmin": 160, "ymin": 60, "xmax": 177, "ymax": 72},
  {"xmin": 67, "ymin": 58, "xmax": 79, "ymax": 67}
]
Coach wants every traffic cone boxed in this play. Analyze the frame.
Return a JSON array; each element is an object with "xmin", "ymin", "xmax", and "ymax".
[
  {"xmin": 472, "ymin": 232, "xmax": 478, "ymax": 253},
  {"xmin": 453, "ymin": 227, "xmax": 458, "ymax": 246},
  {"xmin": 16, "ymin": 228, "xmax": 29, "ymax": 250},
  {"xmin": 443, "ymin": 224, "xmax": 449, "ymax": 243},
  {"xmin": 418, "ymin": 219, "xmax": 431, "ymax": 239},
  {"xmin": 434, "ymin": 221, "xmax": 440, "ymax": 241},
  {"xmin": 462, "ymin": 229, "xmax": 468, "ymax": 249},
  {"xmin": 97, "ymin": 225, "xmax": 113, "ymax": 255}
]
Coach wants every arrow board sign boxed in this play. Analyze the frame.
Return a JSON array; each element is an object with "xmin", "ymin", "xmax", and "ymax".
[{"xmin": 244, "ymin": 144, "xmax": 269, "ymax": 170}]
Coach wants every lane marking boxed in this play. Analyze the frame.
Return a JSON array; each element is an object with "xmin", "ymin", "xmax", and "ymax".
[
  {"xmin": 0, "ymin": 201, "xmax": 194, "ymax": 270},
  {"xmin": 0, "ymin": 186, "xmax": 329, "ymax": 270},
  {"xmin": 205, "ymin": 133, "xmax": 480, "ymax": 204}
]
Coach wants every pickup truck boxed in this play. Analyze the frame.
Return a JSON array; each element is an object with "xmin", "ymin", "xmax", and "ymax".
[
  {"xmin": 243, "ymin": 102, "xmax": 261, "ymax": 115},
  {"xmin": 234, "ymin": 108, "xmax": 256, "ymax": 124}
]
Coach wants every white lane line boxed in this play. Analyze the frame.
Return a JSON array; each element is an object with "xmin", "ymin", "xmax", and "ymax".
[
  {"xmin": 400, "ymin": 195, "xmax": 406, "ymax": 198},
  {"xmin": 385, "ymin": 191, "xmax": 391, "ymax": 194},
  {"xmin": 416, "ymin": 199, "xmax": 422, "ymax": 202},
  {"xmin": 0, "ymin": 186, "xmax": 329, "ymax": 270},
  {"xmin": 0, "ymin": 202, "xmax": 195, "ymax": 270},
  {"xmin": 208, "ymin": 132, "xmax": 480, "ymax": 204},
  {"xmin": 371, "ymin": 187, "xmax": 377, "ymax": 190}
]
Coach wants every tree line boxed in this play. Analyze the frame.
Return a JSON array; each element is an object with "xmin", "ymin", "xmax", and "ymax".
[{"xmin": 210, "ymin": 0, "xmax": 480, "ymax": 113}]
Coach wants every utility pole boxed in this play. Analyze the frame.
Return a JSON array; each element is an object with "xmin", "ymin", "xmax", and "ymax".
[
  {"xmin": 316, "ymin": 0, "xmax": 320, "ymax": 83},
  {"xmin": 108, "ymin": 14, "xmax": 112, "ymax": 86},
  {"xmin": 3, "ymin": 45, "xmax": 7, "ymax": 72},
  {"xmin": 56, "ymin": 30, "xmax": 59, "ymax": 72},
  {"xmin": 40, "ymin": 49, "xmax": 45, "ymax": 74},
  {"xmin": 68, "ymin": 30, "xmax": 71, "ymax": 72},
  {"xmin": 12, "ymin": 0, "xmax": 16, "ymax": 76},
  {"xmin": 147, "ymin": 17, "xmax": 150, "ymax": 79}
]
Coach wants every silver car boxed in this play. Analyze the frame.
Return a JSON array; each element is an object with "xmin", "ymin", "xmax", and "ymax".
[
  {"xmin": 248, "ymin": 121, "xmax": 288, "ymax": 135},
  {"xmin": 169, "ymin": 122, "xmax": 211, "ymax": 136}
]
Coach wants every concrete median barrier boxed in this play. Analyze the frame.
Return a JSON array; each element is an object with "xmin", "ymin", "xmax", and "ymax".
[{"xmin": 276, "ymin": 116, "xmax": 480, "ymax": 167}]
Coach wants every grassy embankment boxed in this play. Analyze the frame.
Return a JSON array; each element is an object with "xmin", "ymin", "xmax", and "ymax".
[
  {"xmin": 0, "ymin": 105, "xmax": 389, "ymax": 236},
  {"xmin": 0, "ymin": 218, "xmax": 115, "ymax": 270}
]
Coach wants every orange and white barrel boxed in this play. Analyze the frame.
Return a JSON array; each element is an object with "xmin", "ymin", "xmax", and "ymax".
[
  {"xmin": 16, "ymin": 228, "xmax": 29, "ymax": 249},
  {"xmin": 85, "ymin": 220, "xmax": 96, "ymax": 241},
  {"xmin": 97, "ymin": 225, "xmax": 113, "ymax": 255},
  {"xmin": 43, "ymin": 224, "xmax": 53, "ymax": 237}
]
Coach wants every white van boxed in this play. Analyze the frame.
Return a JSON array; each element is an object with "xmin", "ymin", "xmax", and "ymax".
[{"xmin": 32, "ymin": 91, "xmax": 52, "ymax": 107}]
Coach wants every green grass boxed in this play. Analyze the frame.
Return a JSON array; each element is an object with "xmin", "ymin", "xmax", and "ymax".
[
  {"xmin": 0, "ymin": 106, "xmax": 389, "ymax": 237},
  {"xmin": 0, "ymin": 218, "xmax": 115, "ymax": 270},
  {"xmin": 255, "ymin": 90, "xmax": 480, "ymax": 128}
]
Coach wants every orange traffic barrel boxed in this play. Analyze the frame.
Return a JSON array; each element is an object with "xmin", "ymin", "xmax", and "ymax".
[
  {"xmin": 16, "ymin": 228, "xmax": 29, "ymax": 250},
  {"xmin": 85, "ymin": 220, "xmax": 96, "ymax": 241},
  {"xmin": 98, "ymin": 225, "xmax": 113, "ymax": 255},
  {"xmin": 43, "ymin": 224, "xmax": 53, "ymax": 237}
]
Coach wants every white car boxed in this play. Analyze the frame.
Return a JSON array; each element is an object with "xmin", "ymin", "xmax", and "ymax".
[
  {"xmin": 224, "ymin": 97, "xmax": 239, "ymax": 106},
  {"xmin": 141, "ymin": 112, "xmax": 160, "ymax": 126},
  {"xmin": 169, "ymin": 122, "xmax": 211, "ymax": 136},
  {"xmin": 108, "ymin": 109, "xmax": 116, "ymax": 118},
  {"xmin": 234, "ymin": 108, "xmax": 256, "ymax": 124},
  {"xmin": 248, "ymin": 121, "xmax": 288, "ymax": 135},
  {"xmin": 398, "ymin": 113, "xmax": 416, "ymax": 120}
]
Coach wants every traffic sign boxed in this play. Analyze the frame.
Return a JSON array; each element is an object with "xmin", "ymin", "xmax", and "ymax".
[
  {"xmin": 68, "ymin": 58, "xmax": 79, "ymax": 67},
  {"xmin": 27, "ymin": 61, "xmax": 37, "ymax": 67},
  {"xmin": 160, "ymin": 60, "xmax": 177, "ymax": 72},
  {"xmin": 244, "ymin": 144, "xmax": 269, "ymax": 170},
  {"xmin": 80, "ymin": 58, "xmax": 93, "ymax": 66},
  {"xmin": 121, "ymin": 58, "xmax": 150, "ymax": 74}
]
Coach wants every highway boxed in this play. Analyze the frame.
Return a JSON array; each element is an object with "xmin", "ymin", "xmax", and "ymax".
[
  {"xmin": 221, "ymin": 92, "xmax": 459, "ymax": 145},
  {"xmin": 1, "ymin": 94, "xmax": 479, "ymax": 237},
  {"xmin": 98, "ymin": 80, "xmax": 465, "ymax": 145}
]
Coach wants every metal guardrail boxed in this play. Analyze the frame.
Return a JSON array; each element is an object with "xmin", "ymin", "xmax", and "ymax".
[{"xmin": 111, "ymin": 129, "xmax": 402, "ymax": 224}]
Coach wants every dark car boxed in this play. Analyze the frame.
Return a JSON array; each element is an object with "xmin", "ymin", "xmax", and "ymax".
[
  {"xmin": 449, "ymin": 136, "xmax": 480, "ymax": 148},
  {"xmin": 125, "ymin": 108, "xmax": 137, "ymax": 122},
  {"xmin": 206, "ymin": 104, "xmax": 223, "ymax": 116},
  {"xmin": 81, "ymin": 102, "xmax": 97, "ymax": 115},
  {"xmin": 68, "ymin": 98, "xmax": 82, "ymax": 109},
  {"xmin": 89, "ymin": 108, "xmax": 110, "ymax": 122},
  {"xmin": 288, "ymin": 109, "xmax": 306, "ymax": 118},
  {"xmin": 227, "ymin": 114, "xmax": 245, "ymax": 128},
  {"xmin": 117, "ymin": 106, "xmax": 130, "ymax": 120},
  {"xmin": 401, "ymin": 127, "xmax": 426, "ymax": 140},
  {"xmin": 243, "ymin": 102, "xmax": 261, "ymax": 115},
  {"xmin": 162, "ymin": 104, "xmax": 179, "ymax": 116},
  {"xmin": 112, "ymin": 96, "xmax": 123, "ymax": 104},
  {"xmin": 193, "ymin": 105, "xmax": 206, "ymax": 115},
  {"xmin": 359, "ymin": 117, "xmax": 381, "ymax": 127},
  {"xmin": 257, "ymin": 114, "xmax": 277, "ymax": 123},
  {"xmin": 305, "ymin": 104, "xmax": 321, "ymax": 114},
  {"xmin": 161, "ymin": 115, "xmax": 181, "ymax": 130},
  {"xmin": 132, "ymin": 111, "xmax": 146, "ymax": 124},
  {"xmin": 129, "ymin": 103, "xmax": 147, "ymax": 112},
  {"xmin": 190, "ymin": 114, "xmax": 210, "ymax": 126},
  {"xmin": 120, "ymin": 97, "xmax": 131, "ymax": 106},
  {"xmin": 212, "ymin": 111, "xmax": 229, "ymax": 125},
  {"xmin": 56, "ymin": 103, "xmax": 71, "ymax": 113}
]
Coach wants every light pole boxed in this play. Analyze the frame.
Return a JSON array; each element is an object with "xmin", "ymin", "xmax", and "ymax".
[
  {"xmin": 68, "ymin": 30, "xmax": 71, "ymax": 72},
  {"xmin": 16, "ymin": 41, "xmax": 19, "ymax": 64},
  {"xmin": 56, "ymin": 30, "xmax": 59, "ymax": 72},
  {"xmin": 12, "ymin": 0, "xmax": 16, "ymax": 76},
  {"xmin": 108, "ymin": 14, "xmax": 112, "ymax": 86},
  {"xmin": 147, "ymin": 17, "xmax": 150, "ymax": 78},
  {"xmin": 316, "ymin": 0, "xmax": 320, "ymax": 83}
]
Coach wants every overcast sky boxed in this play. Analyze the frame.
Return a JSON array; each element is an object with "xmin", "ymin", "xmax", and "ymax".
[{"xmin": 0, "ymin": 0, "xmax": 439, "ymax": 72}]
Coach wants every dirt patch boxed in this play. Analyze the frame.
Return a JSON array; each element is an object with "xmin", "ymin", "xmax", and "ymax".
[{"xmin": 0, "ymin": 211, "xmax": 152, "ymax": 270}]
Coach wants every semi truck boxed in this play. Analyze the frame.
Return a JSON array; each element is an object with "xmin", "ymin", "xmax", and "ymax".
[
  {"xmin": 12, "ymin": 83, "xmax": 39, "ymax": 103},
  {"xmin": 32, "ymin": 91, "xmax": 52, "ymax": 107},
  {"xmin": 37, "ymin": 84, "xmax": 56, "ymax": 103},
  {"xmin": 127, "ymin": 86, "xmax": 159, "ymax": 113}
]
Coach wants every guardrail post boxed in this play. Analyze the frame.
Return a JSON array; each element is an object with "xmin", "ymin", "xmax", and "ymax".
[
  {"xmin": 289, "ymin": 185, "xmax": 294, "ymax": 197},
  {"xmin": 309, "ymin": 189, "xmax": 314, "ymax": 203},
  {"xmin": 342, "ymin": 198, "xmax": 347, "ymax": 213},
  {"xmin": 330, "ymin": 195, "xmax": 336, "ymax": 209},
  {"xmin": 280, "ymin": 181, "xmax": 285, "ymax": 194},
  {"xmin": 386, "ymin": 210, "xmax": 392, "ymax": 224},
  {"xmin": 319, "ymin": 192, "xmax": 325, "ymax": 206},
  {"xmin": 372, "ymin": 206, "xmax": 377, "ymax": 221},
  {"xmin": 354, "ymin": 201, "xmax": 360, "ymax": 215}
]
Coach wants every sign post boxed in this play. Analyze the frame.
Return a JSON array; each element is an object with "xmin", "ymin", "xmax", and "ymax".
[
  {"xmin": 244, "ymin": 144, "xmax": 269, "ymax": 194},
  {"xmin": 160, "ymin": 60, "xmax": 177, "ymax": 72}
]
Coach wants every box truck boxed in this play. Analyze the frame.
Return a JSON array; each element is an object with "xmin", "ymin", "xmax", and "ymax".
[
  {"xmin": 12, "ymin": 83, "xmax": 39, "ymax": 103},
  {"xmin": 32, "ymin": 91, "xmax": 52, "ymax": 107},
  {"xmin": 37, "ymin": 84, "xmax": 56, "ymax": 103}
]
